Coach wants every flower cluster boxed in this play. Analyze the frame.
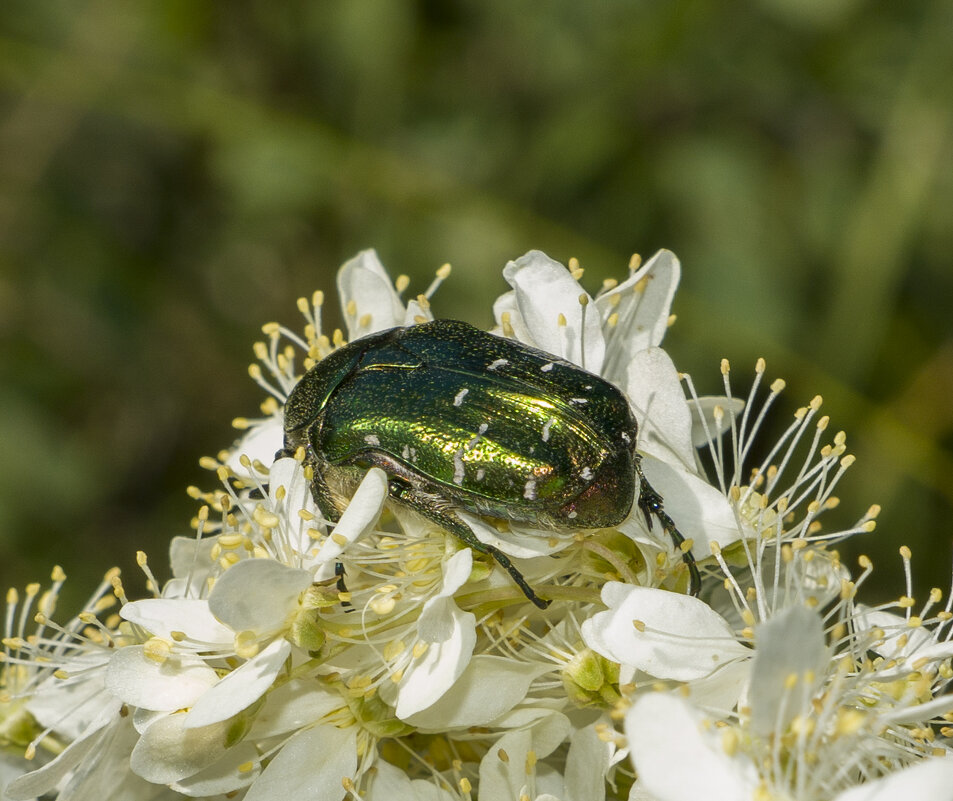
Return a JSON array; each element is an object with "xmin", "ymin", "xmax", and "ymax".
[{"xmin": 3, "ymin": 250, "xmax": 953, "ymax": 800}]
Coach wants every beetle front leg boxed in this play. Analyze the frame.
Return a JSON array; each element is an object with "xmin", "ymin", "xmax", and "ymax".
[
  {"xmin": 387, "ymin": 480, "xmax": 551, "ymax": 609},
  {"xmin": 636, "ymin": 470, "xmax": 701, "ymax": 596}
]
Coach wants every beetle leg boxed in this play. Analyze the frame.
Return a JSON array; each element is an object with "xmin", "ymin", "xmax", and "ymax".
[
  {"xmin": 636, "ymin": 470, "xmax": 702, "ymax": 596},
  {"xmin": 387, "ymin": 480, "xmax": 551, "ymax": 609}
]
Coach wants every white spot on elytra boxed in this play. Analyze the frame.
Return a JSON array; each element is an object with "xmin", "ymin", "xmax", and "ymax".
[
  {"xmin": 478, "ymin": 422, "xmax": 488, "ymax": 435},
  {"xmin": 541, "ymin": 362, "xmax": 554, "ymax": 372},
  {"xmin": 541, "ymin": 417, "xmax": 556, "ymax": 442},
  {"xmin": 621, "ymin": 431, "xmax": 631, "ymax": 443},
  {"xmin": 523, "ymin": 478, "xmax": 537, "ymax": 500},
  {"xmin": 570, "ymin": 398, "xmax": 588, "ymax": 405},
  {"xmin": 364, "ymin": 434, "xmax": 380, "ymax": 446},
  {"xmin": 580, "ymin": 466, "xmax": 594, "ymax": 481},
  {"xmin": 568, "ymin": 510, "xmax": 578, "ymax": 519},
  {"xmin": 476, "ymin": 468, "xmax": 486, "ymax": 481},
  {"xmin": 453, "ymin": 388, "xmax": 469, "ymax": 406},
  {"xmin": 453, "ymin": 450, "xmax": 465, "ymax": 485},
  {"xmin": 584, "ymin": 384, "xmax": 593, "ymax": 390},
  {"xmin": 488, "ymin": 358, "xmax": 509, "ymax": 371}
]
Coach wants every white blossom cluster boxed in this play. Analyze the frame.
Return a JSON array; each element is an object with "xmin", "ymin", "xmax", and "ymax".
[{"xmin": 3, "ymin": 250, "xmax": 953, "ymax": 800}]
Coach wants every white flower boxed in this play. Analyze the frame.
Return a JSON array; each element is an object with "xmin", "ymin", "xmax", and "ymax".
[
  {"xmin": 624, "ymin": 583, "xmax": 953, "ymax": 800},
  {"xmin": 5, "ymin": 248, "xmax": 945, "ymax": 801},
  {"xmin": 0, "ymin": 569, "xmax": 133, "ymax": 800},
  {"xmin": 626, "ymin": 691, "xmax": 953, "ymax": 801},
  {"xmin": 582, "ymin": 583, "xmax": 751, "ymax": 711},
  {"xmin": 389, "ymin": 548, "xmax": 478, "ymax": 719}
]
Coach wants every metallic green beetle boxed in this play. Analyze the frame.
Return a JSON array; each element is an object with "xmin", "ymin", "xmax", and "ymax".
[{"xmin": 281, "ymin": 319, "xmax": 700, "ymax": 608}]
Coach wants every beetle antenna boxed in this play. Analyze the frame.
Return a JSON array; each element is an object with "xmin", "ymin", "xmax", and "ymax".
[{"xmin": 637, "ymin": 471, "xmax": 701, "ymax": 596}]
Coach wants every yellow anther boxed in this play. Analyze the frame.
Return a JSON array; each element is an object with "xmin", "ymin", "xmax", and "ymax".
[
  {"xmin": 721, "ymin": 727, "xmax": 739, "ymax": 756},
  {"xmin": 234, "ymin": 630, "xmax": 260, "ymax": 659},
  {"xmin": 143, "ymin": 638, "xmax": 172, "ymax": 663}
]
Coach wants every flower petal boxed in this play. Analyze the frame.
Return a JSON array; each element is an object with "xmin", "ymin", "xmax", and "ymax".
[
  {"xmin": 477, "ymin": 713, "xmax": 572, "ymax": 800},
  {"xmin": 225, "ymin": 417, "xmax": 284, "ymax": 478},
  {"xmin": 266, "ymin": 457, "xmax": 327, "ymax": 566},
  {"xmin": 242, "ymin": 723, "xmax": 357, "ymax": 801},
  {"xmin": 461, "ymin": 510, "xmax": 571, "ymax": 559},
  {"xmin": 597, "ymin": 249, "xmax": 679, "ymax": 384},
  {"xmin": 854, "ymin": 605, "xmax": 936, "ymax": 674},
  {"xmin": 638, "ymin": 454, "xmax": 744, "ymax": 554},
  {"xmin": 130, "ymin": 712, "xmax": 233, "ymax": 784},
  {"xmin": 491, "ymin": 289, "xmax": 533, "ymax": 343},
  {"xmin": 105, "ymin": 646, "xmax": 220, "ymax": 712},
  {"xmin": 625, "ymin": 347, "xmax": 695, "ymax": 472},
  {"xmin": 681, "ymin": 659, "xmax": 751, "ymax": 715},
  {"xmin": 208, "ymin": 558, "xmax": 312, "ymax": 634},
  {"xmin": 435, "ymin": 548, "xmax": 473, "ymax": 598},
  {"xmin": 626, "ymin": 693, "xmax": 758, "ymax": 801},
  {"xmin": 120, "ymin": 598, "xmax": 233, "ymax": 645},
  {"xmin": 749, "ymin": 605, "xmax": 827, "ymax": 736},
  {"xmin": 880, "ymin": 694, "xmax": 953, "ymax": 724},
  {"xmin": 501, "ymin": 250, "xmax": 606, "ymax": 372},
  {"xmin": 582, "ymin": 583, "xmax": 749, "ymax": 681},
  {"xmin": 404, "ymin": 655, "xmax": 544, "ymax": 731},
  {"xmin": 313, "ymin": 467, "xmax": 388, "ymax": 579},
  {"xmin": 4, "ymin": 719, "xmax": 115, "ymax": 800},
  {"xmin": 834, "ymin": 755, "xmax": 953, "ymax": 801},
  {"xmin": 395, "ymin": 602, "xmax": 476, "ymax": 720},
  {"xmin": 25, "ymin": 651, "xmax": 113, "ymax": 740},
  {"xmin": 364, "ymin": 760, "xmax": 457, "ymax": 801},
  {"xmin": 185, "ymin": 638, "xmax": 291, "ymax": 728},
  {"xmin": 565, "ymin": 723, "xmax": 610, "ymax": 801},
  {"xmin": 171, "ymin": 741, "xmax": 261, "ymax": 797},
  {"xmin": 247, "ymin": 679, "xmax": 343, "ymax": 740},
  {"xmin": 336, "ymin": 249, "xmax": 405, "ymax": 338},
  {"xmin": 403, "ymin": 296, "xmax": 434, "ymax": 326},
  {"xmin": 167, "ymin": 535, "xmax": 217, "ymax": 598},
  {"xmin": 688, "ymin": 396, "xmax": 745, "ymax": 449}
]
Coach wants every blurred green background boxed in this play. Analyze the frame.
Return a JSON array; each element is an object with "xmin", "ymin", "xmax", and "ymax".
[{"xmin": 1, "ymin": 1, "xmax": 951, "ymax": 613}]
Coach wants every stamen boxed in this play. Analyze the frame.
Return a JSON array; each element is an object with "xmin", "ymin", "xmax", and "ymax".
[{"xmin": 424, "ymin": 263, "xmax": 452, "ymax": 299}]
